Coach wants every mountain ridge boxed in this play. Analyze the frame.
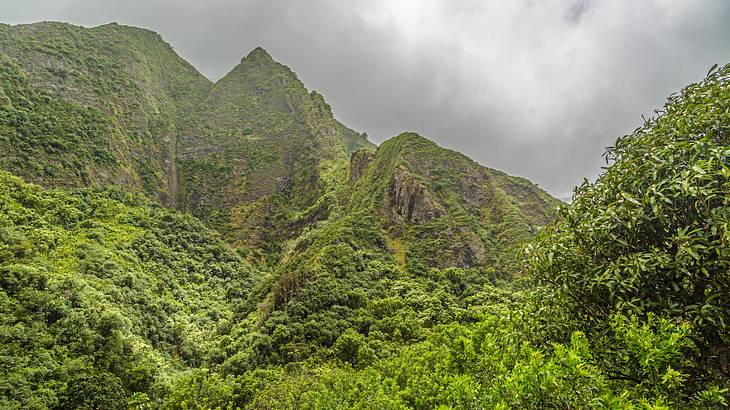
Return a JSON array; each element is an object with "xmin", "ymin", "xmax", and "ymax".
[
  {"xmin": 0, "ymin": 19, "xmax": 559, "ymax": 274},
  {"xmin": 0, "ymin": 20, "xmax": 561, "ymax": 272}
]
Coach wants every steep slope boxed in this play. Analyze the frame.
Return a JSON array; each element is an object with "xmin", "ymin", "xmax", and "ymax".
[
  {"xmin": 0, "ymin": 22, "xmax": 376, "ymax": 232},
  {"xmin": 178, "ymin": 47, "xmax": 373, "ymax": 262},
  {"xmin": 0, "ymin": 21, "xmax": 570, "ymax": 408},
  {"xmin": 0, "ymin": 172, "xmax": 254, "ymax": 409},
  {"xmin": 349, "ymin": 132, "xmax": 561, "ymax": 271},
  {"xmin": 0, "ymin": 21, "xmax": 212, "ymax": 202}
]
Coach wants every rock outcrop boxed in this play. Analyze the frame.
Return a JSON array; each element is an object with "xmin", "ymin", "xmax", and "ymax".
[
  {"xmin": 388, "ymin": 165, "xmax": 444, "ymax": 223},
  {"xmin": 345, "ymin": 132, "xmax": 561, "ymax": 270},
  {"xmin": 349, "ymin": 148, "xmax": 375, "ymax": 183}
]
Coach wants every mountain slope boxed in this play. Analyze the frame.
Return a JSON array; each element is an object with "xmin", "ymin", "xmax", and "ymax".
[
  {"xmin": 0, "ymin": 21, "xmax": 212, "ymax": 203},
  {"xmin": 223, "ymin": 63, "xmax": 730, "ymax": 410},
  {"xmin": 178, "ymin": 47, "xmax": 374, "ymax": 262},
  {"xmin": 349, "ymin": 132, "xmax": 560, "ymax": 271},
  {"xmin": 0, "ymin": 22, "xmax": 552, "ymax": 273},
  {"xmin": 219, "ymin": 132, "xmax": 560, "ymax": 371},
  {"xmin": 0, "ymin": 22, "xmax": 377, "ymax": 267},
  {"xmin": 0, "ymin": 21, "xmax": 573, "ymax": 409}
]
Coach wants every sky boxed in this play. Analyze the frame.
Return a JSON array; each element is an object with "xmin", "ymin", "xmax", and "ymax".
[{"xmin": 3, "ymin": 0, "xmax": 730, "ymax": 199}]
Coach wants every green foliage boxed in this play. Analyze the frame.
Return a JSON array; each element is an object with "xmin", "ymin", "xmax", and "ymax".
[
  {"xmin": 0, "ymin": 54, "xmax": 114, "ymax": 186},
  {"xmin": 214, "ymin": 203, "xmax": 521, "ymax": 373},
  {"xmin": 0, "ymin": 172, "xmax": 253, "ymax": 408},
  {"xmin": 163, "ymin": 369, "xmax": 239, "ymax": 409},
  {"xmin": 243, "ymin": 306, "xmax": 725, "ymax": 409},
  {"xmin": 209, "ymin": 65, "xmax": 730, "ymax": 408},
  {"xmin": 4, "ymin": 19, "xmax": 727, "ymax": 410},
  {"xmin": 0, "ymin": 21, "xmax": 212, "ymax": 199},
  {"xmin": 528, "ymin": 63, "xmax": 730, "ymax": 388},
  {"xmin": 64, "ymin": 372, "xmax": 128, "ymax": 410}
]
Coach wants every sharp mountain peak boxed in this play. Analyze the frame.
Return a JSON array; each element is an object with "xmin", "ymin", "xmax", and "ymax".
[{"xmin": 243, "ymin": 46, "xmax": 274, "ymax": 62}]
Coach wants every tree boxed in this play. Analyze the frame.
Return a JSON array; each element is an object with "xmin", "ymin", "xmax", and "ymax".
[{"xmin": 528, "ymin": 63, "xmax": 730, "ymax": 384}]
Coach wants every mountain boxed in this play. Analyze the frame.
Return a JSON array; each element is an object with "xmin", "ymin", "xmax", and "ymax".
[
  {"xmin": 348, "ymin": 132, "xmax": 559, "ymax": 271},
  {"xmin": 217, "ymin": 131, "xmax": 560, "ymax": 372},
  {"xmin": 0, "ymin": 21, "xmax": 578, "ymax": 408},
  {"xmin": 0, "ymin": 22, "xmax": 549, "ymax": 271},
  {"xmin": 0, "ymin": 22, "xmax": 211, "ymax": 203},
  {"xmin": 0, "ymin": 22, "xmax": 378, "ymax": 266},
  {"xmin": 177, "ymin": 47, "xmax": 373, "ymax": 261}
]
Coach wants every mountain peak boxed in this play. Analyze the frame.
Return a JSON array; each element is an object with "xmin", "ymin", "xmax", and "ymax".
[
  {"xmin": 385, "ymin": 132, "xmax": 439, "ymax": 152},
  {"xmin": 392, "ymin": 132, "xmax": 431, "ymax": 143},
  {"xmin": 241, "ymin": 46, "xmax": 274, "ymax": 63}
]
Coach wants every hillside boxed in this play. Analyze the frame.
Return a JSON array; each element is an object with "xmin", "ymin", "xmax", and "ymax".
[
  {"xmin": 177, "ymin": 47, "xmax": 373, "ymax": 261},
  {"xmin": 349, "ymin": 132, "xmax": 560, "ymax": 271},
  {"xmin": 0, "ymin": 22, "xmax": 211, "ymax": 202},
  {"xmin": 0, "ymin": 172, "xmax": 254, "ymax": 409},
  {"xmin": 0, "ymin": 21, "xmax": 565, "ymax": 408},
  {"xmin": 0, "ymin": 22, "xmax": 380, "ymax": 269}
]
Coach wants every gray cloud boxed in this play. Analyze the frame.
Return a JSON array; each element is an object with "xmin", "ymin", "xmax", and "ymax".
[{"xmin": 3, "ymin": 0, "xmax": 730, "ymax": 198}]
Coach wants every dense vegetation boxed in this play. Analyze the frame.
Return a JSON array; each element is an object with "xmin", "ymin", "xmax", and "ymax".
[
  {"xmin": 0, "ymin": 53, "xmax": 114, "ymax": 186},
  {"xmin": 0, "ymin": 20, "xmax": 728, "ymax": 409},
  {"xmin": 174, "ymin": 62, "xmax": 730, "ymax": 410},
  {"xmin": 0, "ymin": 172, "xmax": 253, "ymax": 408},
  {"xmin": 0, "ymin": 21, "xmax": 212, "ymax": 202}
]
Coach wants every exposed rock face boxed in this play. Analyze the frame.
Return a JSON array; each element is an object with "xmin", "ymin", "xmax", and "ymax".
[
  {"xmin": 459, "ymin": 227, "xmax": 487, "ymax": 267},
  {"xmin": 349, "ymin": 148, "xmax": 375, "ymax": 183},
  {"xmin": 388, "ymin": 165, "xmax": 444, "ymax": 223}
]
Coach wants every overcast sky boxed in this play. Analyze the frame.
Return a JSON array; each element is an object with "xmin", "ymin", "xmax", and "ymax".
[{"xmin": 3, "ymin": 0, "xmax": 730, "ymax": 198}]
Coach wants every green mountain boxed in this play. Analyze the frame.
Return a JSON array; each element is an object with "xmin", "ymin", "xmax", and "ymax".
[
  {"xmin": 4, "ymin": 20, "xmax": 724, "ymax": 410},
  {"xmin": 177, "ymin": 47, "xmax": 373, "ymax": 261},
  {"xmin": 215, "ymin": 130, "xmax": 561, "ymax": 372},
  {"xmin": 348, "ymin": 133, "xmax": 559, "ymax": 271},
  {"xmin": 0, "ymin": 21, "xmax": 211, "ymax": 203},
  {"xmin": 0, "ymin": 21, "xmax": 560, "ymax": 407},
  {"xmin": 0, "ymin": 22, "xmax": 549, "ymax": 270}
]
